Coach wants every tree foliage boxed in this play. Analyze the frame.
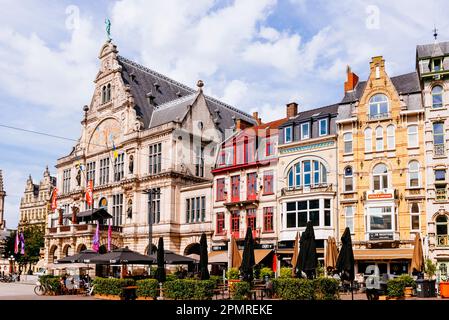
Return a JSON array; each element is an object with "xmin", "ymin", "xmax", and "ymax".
[{"xmin": 4, "ymin": 226, "xmax": 44, "ymax": 270}]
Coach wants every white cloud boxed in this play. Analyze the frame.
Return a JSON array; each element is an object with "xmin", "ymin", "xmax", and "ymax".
[{"xmin": 221, "ymin": 80, "xmax": 249, "ymax": 106}]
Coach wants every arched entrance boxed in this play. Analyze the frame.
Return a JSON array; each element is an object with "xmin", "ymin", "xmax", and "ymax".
[
  {"xmin": 62, "ymin": 244, "xmax": 72, "ymax": 258},
  {"xmin": 49, "ymin": 245, "xmax": 58, "ymax": 263},
  {"xmin": 184, "ymin": 243, "xmax": 201, "ymax": 256},
  {"xmin": 77, "ymin": 244, "xmax": 87, "ymax": 253}
]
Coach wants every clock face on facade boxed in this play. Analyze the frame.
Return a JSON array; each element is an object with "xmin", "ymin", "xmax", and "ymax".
[{"xmin": 88, "ymin": 118, "xmax": 122, "ymax": 154}]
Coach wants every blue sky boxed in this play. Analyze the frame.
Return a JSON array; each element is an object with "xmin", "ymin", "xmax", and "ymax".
[{"xmin": 0, "ymin": 0, "xmax": 448, "ymax": 228}]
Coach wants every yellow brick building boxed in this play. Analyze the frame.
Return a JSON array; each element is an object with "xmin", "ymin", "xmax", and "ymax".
[{"xmin": 336, "ymin": 57, "xmax": 426, "ymax": 276}]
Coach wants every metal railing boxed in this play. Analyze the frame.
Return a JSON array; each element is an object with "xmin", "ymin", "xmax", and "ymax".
[
  {"xmin": 434, "ymin": 144, "xmax": 446, "ymax": 157},
  {"xmin": 368, "ymin": 112, "xmax": 391, "ymax": 121},
  {"xmin": 437, "ymin": 235, "xmax": 449, "ymax": 247}
]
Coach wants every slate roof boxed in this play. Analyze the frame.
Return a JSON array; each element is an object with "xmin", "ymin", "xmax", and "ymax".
[
  {"xmin": 149, "ymin": 93, "xmax": 198, "ymax": 128},
  {"xmin": 281, "ymin": 103, "xmax": 339, "ymax": 127},
  {"xmin": 416, "ymin": 41, "xmax": 449, "ymax": 58},
  {"xmin": 117, "ymin": 56, "xmax": 256, "ymax": 132},
  {"xmin": 341, "ymin": 71, "xmax": 421, "ymax": 104}
]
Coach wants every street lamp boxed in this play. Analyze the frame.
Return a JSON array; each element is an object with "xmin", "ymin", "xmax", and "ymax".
[
  {"xmin": 8, "ymin": 255, "xmax": 15, "ymax": 274},
  {"xmin": 143, "ymin": 188, "xmax": 157, "ymax": 276}
]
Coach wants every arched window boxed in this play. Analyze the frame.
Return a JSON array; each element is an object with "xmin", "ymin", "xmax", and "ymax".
[
  {"xmin": 410, "ymin": 203, "xmax": 420, "ymax": 231},
  {"xmin": 101, "ymin": 85, "xmax": 106, "ymax": 103},
  {"xmin": 375, "ymin": 126, "xmax": 383, "ymax": 151},
  {"xmin": 369, "ymin": 94, "xmax": 389, "ymax": 119},
  {"xmin": 364, "ymin": 127, "xmax": 372, "ymax": 152},
  {"xmin": 387, "ymin": 125, "xmax": 395, "ymax": 149},
  {"xmin": 432, "ymin": 85, "xmax": 443, "ymax": 108},
  {"xmin": 373, "ymin": 163, "xmax": 388, "ymax": 190},
  {"xmin": 436, "ymin": 215, "xmax": 448, "ymax": 246},
  {"xmin": 408, "ymin": 161, "xmax": 420, "ymax": 187},
  {"xmin": 344, "ymin": 166, "xmax": 353, "ymax": 192},
  {"xmin": 287, "ymin": 160, "xmax": 328, "ymax": 189},
  {"xmin": 106, "ymin": 83, "xmax": 111, "ymax": 102}
]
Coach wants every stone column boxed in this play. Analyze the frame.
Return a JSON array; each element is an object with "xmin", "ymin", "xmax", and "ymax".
[
  {"xmin": 58, "ymin": 208, "xmax": 63, "ymax": 226},
  {"xmin": 71, "ymin": 206, "xmax": 78, "ymax": 225}
]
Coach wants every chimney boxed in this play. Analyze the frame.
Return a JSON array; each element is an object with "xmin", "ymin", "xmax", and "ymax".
[
  {"xmin": 286, "ymin": 102, "xmax": 298, "ymax": 119},
  {"xmin": 252, "ymin": 112, "xmax": 262, "ymax": 125},
  {"xmin": 344, "ymin": 65, "xmax": 359, "ymax": 93}
]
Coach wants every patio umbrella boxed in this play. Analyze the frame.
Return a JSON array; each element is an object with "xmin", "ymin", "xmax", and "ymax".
[
  {"xmin": 291, "ymin": 231, "xmax": 300, "ymax": 277},
  {"xmin": 155, "ymin": 237, "xmax": 166, "ymax": 283},
  {"xmin": 239, "ymin": 227, "xmax": 255, "ymax": 282},
  {"xmin": 149, "ymin": 251, "xmax": 197, "ymax": 264},
  {"xmin": 411, "ymin": 233, "xmax": 424, "ymax": 274},
  {"xmin": 325, "ymin": 237, "xmax": 339, "ymax": 273},
  {"xmin": 336, "ymin": 227, "xmax": 355, "ymax": 300},
  {"xmin": 57, "ymin": 249, "xmax": 99, "ymax": 263},
  {"xmin": 297, "ymin": 221, "xmax": 318, "ymax": 279},
  {"xmin": 199, "ymin": 232, "xmax": 210, "ymax": 280},
  {"xmin": 88, "ymin": 247, "xmax": 155, "ymax": 264},
  {"xmin": 230, "ymin": 235, "xmax": 242, "ymax": 268}
]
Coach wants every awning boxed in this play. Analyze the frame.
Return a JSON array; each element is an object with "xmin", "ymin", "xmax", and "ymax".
[
  {"xmin": 208, "ymin": 251, "xmax": 227, "ymax": 264},
  {"xmin": 353, "ymin": 248, "xmax": 414, "ymax": 261},
  {"xmin": 253, "ymin": 249, "xmax": 273, "ymax": 264}
]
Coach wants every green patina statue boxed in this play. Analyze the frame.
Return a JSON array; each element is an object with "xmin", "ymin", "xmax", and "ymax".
[{"xmin": 105, "ymin": 18, "xmax": 111, "ymax": 41}]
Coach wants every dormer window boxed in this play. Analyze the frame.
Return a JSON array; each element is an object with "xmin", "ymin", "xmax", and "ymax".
[
  {"xmin": 368, "ymin": 94, "xmax": 389, "ymax": 120},
  {"xmin": 301, "ymin": 123, "xmax": 310, "ymax": 140},
  {"xmin": 284, "ymin": 126, "xmax": 292, "ymax": 143},
  {"xmin": 319, "ymin": 119, "xmax": 328, "ymax": 136},
  {"xmin": 433, "ymin": 58, "xmax": 442, "ymax": 72}
]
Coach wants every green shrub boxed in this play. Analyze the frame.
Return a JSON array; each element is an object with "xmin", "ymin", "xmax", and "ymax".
[
  {"xmin": 313, "ymin": 277, "xmax": 340, "ymax": 300},
  {"xmin": 39, "ymin": 275, "xmax": 61, "ymax": 294},
  {"xmin": 166, "ymin": 274, "xmax": 177, "ymax": 282},
  {"xmin": 93, "ymin": 277, "xmax": 136, "ymax": 297},
  {"xmin": 163, "ymin": 280, "xmax": 215, "ymax": 300},
  {"xmin": 209, "ymin": 275, "xmax": 222, "ymax": 287},
  {"xmin": 272, "ymin": 278, "xmax": 315, "ymax": 300},
  {"xmin": 230, "ymin": 281, "xmax": 251, "ymax": 300},
  {"xmin": 397, "ymin": 274, "xmax": 416, "ymax": 289},
  {"xmin": 136, "ymin": 279, "xmax": 159, "ymax": 299},
  {"xmin": 279, "ymin": 267, "xmax": 293, "ymax": 278},
  {"xmin": 260, "ymin": 267, "xmax": 274, "ymax": 280},
  {"xmin": 387, "ymin": 278, "xmax": 405, "ymax": 297},
  {"xmin": 226, "ymin": 267, "xmax": 239, "ymax": 280}
]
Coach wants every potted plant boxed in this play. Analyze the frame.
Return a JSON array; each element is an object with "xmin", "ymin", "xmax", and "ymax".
[
  {"xmin": 397, "ymin": 275, "xmax": 415, "ymax": 298},
  {"xmin": 425, "ymin": 259, "xmax": 437, "ymax": 297},
  {"xmin": 226, "ymin": 268, "xmax": 240, "ymax": 290}
]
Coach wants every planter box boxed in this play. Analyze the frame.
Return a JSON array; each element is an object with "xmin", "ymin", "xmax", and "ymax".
[
  {"xmin": 404, "ymin": 287, "xmax": 413, "ymax": 298},
  {"xmin": 387, "ymin": 296, "xmax": 404, "ymax": 300},
  {"xmin": 136, "ymin": 297, "xmax": 155, "ymax": 300},
  {"xmin": 378, "ymin": 295, "xmax": 387, "ymax": 300},
  {"xmin": 94, "ymin": 294, "xmax": 122, "ymax": 300},
  {"xmin": 440, "ymin": 282, "xmax": 449, "ymax": 298}
]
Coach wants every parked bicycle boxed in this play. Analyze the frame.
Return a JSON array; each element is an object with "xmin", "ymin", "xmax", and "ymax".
[{"xmin": 34, "ymin": 280, "xmax": 49, "ymax": 296}]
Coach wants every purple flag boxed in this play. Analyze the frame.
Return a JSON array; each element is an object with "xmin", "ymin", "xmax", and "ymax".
[
  {"xmin": 19, "ymin": 232, "xmax": 25, "ymax": 255},
  {"xmin": 92, "ymin": 222, "xmax": 100, "ymax": 252},
  {"xmin": 107, "ymin": 222, "xmax": 112, "ymax": 252}
]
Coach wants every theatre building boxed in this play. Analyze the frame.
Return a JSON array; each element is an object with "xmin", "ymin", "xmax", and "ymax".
[
  {"xmin": 44, "ymin": 40, "xmax": 255, "ymax": 265},
  {"xmin": 276, "ymin": 102, "xmax": 339, "ymax": 266},
  {"xmin": 210, "ymin": 113, "xmax": 286, "ymax": 270},
  {"xmin": 336, "ymin": 57, "xmax": 426, "ymax": 276}
]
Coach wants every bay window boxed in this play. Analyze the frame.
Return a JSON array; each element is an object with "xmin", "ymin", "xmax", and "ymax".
[
  {"xmin": 285, "ymin": 198, "xmax": 331, "ymax": 228},
  {"xmin": 367, "ymin": 206, "xmax": 393, "ymax": 232}
]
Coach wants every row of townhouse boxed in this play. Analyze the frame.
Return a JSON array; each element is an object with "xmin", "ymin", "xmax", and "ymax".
[
  {"xmin": 209, "ymin": 41, "xmax": 449, "ymax": 279},
  {"xmin": 45, "ymin": 38, "xmax": 449, "ymax": 279}
]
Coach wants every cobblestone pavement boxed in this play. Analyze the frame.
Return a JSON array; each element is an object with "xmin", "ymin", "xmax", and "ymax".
[{"xmin": 0, "ymin": 282, "xmax": 96, "ymax": 300}]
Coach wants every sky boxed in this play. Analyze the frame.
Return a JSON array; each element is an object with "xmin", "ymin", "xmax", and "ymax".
[{"xmin": 0, "ymin": 0, "xmax": 448, "ymax": 228}]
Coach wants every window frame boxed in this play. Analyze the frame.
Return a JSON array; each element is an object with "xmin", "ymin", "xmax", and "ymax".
[
  {"xmin": 301, "ymin": 122, "xmax": 310, "ymax": 140},
  {"xmin": 375, "ymin": 126, "xmax": 384, "ymax": 151},
  {"xmin": 368, "ymin": 94, "xmax": 389, "ymax": 119},
  {"xmin": 364, "ymin": 127, "xmax": 372, "ymax": 152},
  {"xmin": 263, "ymin": 207, "xmax": 274, "ymax": 232},
  {"xmin": 408, "ymin": 161, "xmax": 420, "ymax": 188},
  {"xmin": 343, "ymin": 132, "xmax": 353, "ymax": 154},
  {"xmin": 318, "ymin": 118, "xmax": 328, "ymax": 136},
  {"xmin": 432, "ymin": 85, "xmax": 444, "ymax": 109},
  {"xmin": 284, "ymin": 126, "xmax": 293, "ymax": 143},
  {"xmin": 410, "ymin": 203, "xmax": 420, "ymax": 231},
  {"xmin": 387, "ymin": 125, "xmax": 395, "ymax": 150},
  {"xmin": 408, "ymin": 125, "xmax": 419, "ymax": 148},
  {"xmin": 372, "ymin": 163, "xmax": 389, "ymax": 191},
  {"xmin": 345, "ymin": 206, "xmax": 354, "ymax": 233},
  {"xmin": 344, "ymin": 166, "xmax": 354, "ymax": 192}
]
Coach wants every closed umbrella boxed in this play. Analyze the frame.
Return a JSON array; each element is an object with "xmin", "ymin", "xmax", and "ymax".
[
  {"xmin": 325, "ymin": 237, "xmax": 339, "ymax": 273},
  {"xmin": 239, "ymin": 227, "xmax": 255, "ymax": 282},
  {"xmin": 199, "ymin": 233, "xmax": 210, "ymax": 280},
  {"xmin": 336, "ymin": 227, "xmax": 355, "ymax": 299},
  {"xmin": 155, "ymin": 237, "xmax": 166, "ymax": 283},
  {"xmin": 297, "ymin": 221, "xmax": 318, "ymax": 279},
  {"xmin": 230, "ymin": 235, "xmax": 242, "ymax": 269},
  {"xmin": 411, "ymin": 233, "xmax": 424, "ymax": 274},
  {"xmin": 291, "ymin": 231, "xmax": 300, "ymax": 277}
]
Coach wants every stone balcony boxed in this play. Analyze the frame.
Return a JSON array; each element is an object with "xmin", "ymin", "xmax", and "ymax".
[
  {"xmin": 281, "ymin": 183, "xmax": 335, "ymax": 197},
  {"xmin": 47, "ymin": 223, "xmax": 123, "ymax": 235}
]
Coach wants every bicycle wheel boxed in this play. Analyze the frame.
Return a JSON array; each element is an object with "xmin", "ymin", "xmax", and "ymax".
[{"xmin": 34, "ymin": 285, "xmax": 45, "ymax": 296}]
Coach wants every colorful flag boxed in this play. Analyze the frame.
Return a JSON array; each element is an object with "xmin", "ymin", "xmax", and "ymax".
[
  {"xmin": 85, "ymin": 180, "xmax": 93, "ymax": 206},
  {"xmin": 272, "ymin": 253, "xmax": 277, "ymax": 273},
  {"xmin": 14, "ymin": 232, "xmax": 19, "ymax": 254},
  {"xmin": 92, "ymin": 221, "xmax": 100, "ymax": 252},
  {"xmin": 50, "ymin": 188, "xmax": 58, "ymax": 212},
  {"xmin": 112, "ymin": 141, "xmax": 118, "ymax": 159},
  {"xmin": 107, "ymin": 222, "xmax": 112, "ymax": 252},
  {"xmin": 19, "ymin": 232, "xmax": 25, "ymax": 255}
]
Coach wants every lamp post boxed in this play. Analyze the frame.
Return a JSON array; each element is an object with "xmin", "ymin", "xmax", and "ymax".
[
  {"xmin": 143, "ymin": 188, "xmax": 157, "ymax": 276},
  {"xmin": 8, "ymin": 255, "xmax": 15, "ymax": 274}
]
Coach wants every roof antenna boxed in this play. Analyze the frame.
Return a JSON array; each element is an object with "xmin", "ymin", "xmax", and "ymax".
[{"xmin": 433, "ymin": 25, "xmax": 438, "ymax": 42}]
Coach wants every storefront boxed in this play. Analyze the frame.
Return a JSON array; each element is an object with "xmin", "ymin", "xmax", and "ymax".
[{"xmin": 353, "ymin": 248, "xmax": 413, "ymax": 276}]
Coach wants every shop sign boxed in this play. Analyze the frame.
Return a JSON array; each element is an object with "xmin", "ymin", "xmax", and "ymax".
[
  {"xmin": 369, "ymin": 232, "xmax": 394, "ymax": 241},
  {"xmin": 367, "ymin": 193, "xmax": 393, "ymax": 200},
  {"xmin": 212, "ymin": 245, "xmax": 227, "ymax": 251}
]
